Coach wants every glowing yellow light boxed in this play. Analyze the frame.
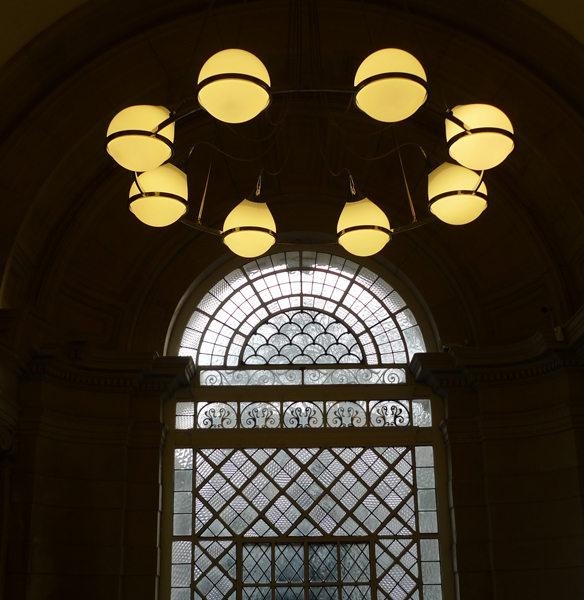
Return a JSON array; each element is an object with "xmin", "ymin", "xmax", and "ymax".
[
  {"xmin": 428, "ymin": 162, "xmax": 487, "ymax": 225},
  {"xmin": 106, "ymin": 105, "xmax": 174, "ymax": 172},
  {"xmin": 337, "ymin": 197, "xmax": 390, "ymax": 256},
  {"xmin": 129, "ymin": 164, "xmax": 188, "ymax": 227},
  {"xmin": 223, "ymin": 198, "xmax": 276, "ymax": 257},
  {"xmin": 354, "ymin": 49, "xmax": 427, "ymax": 123},
  {"xmin": 198, "ymin": 49, "xmax": 271, "ymax": 124},
  {"xmin": 446, "ymin": 104, "xmax": 514, "ymax": 170}
]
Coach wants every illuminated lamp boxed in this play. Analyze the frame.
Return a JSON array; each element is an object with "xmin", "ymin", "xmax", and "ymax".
[
  {"xmin": 446, "ymin": 104, "xmax": 514, "ymax": 170},
  {"xmin": 354, "ymin": 48, "xmax": 428, "ymax": 123},
  {"xmin": 223, "ymin": 184, "xmax": 276, "ymax": 258},
  {"xmin": 198, "ymin": 49, "xmax": 271, "ymax": 124},
  {"xmin": 129, "ymin": 164, "xmax": 188, "ymax": 227},
  {"xmin": 428, "ymin": 162, "xmax": 487, "ymax": 225},
  {"xmin": 106, "ymin": 105, "xmax": 175, "ymax": 172},
  {"xmin": 337, "ymin": 180, "xmax": 390, "ymax": 256}
]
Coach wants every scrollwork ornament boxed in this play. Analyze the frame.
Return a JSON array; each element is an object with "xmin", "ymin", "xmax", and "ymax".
[
  {"xmin": 199, "ymin": 403, "xmax": 236, "ymax": 428},
  {"xmin": 327, "ymin": 401, "xmax": 366, "ymax": 427}
]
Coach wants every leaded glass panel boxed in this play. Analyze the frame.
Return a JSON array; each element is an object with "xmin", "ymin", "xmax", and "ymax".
[
  {"xmin": 179, "ymin": 252, "xmax": 426, "ymax": 367},
  {"xmin": 171, "ymin": 446, "xmax": 442, "ymax": 600}
]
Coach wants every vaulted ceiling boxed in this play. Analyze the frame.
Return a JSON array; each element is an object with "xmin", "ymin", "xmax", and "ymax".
[{"xmin": 1, "ymin": 0, "xmax": 583, "ymax": 358}]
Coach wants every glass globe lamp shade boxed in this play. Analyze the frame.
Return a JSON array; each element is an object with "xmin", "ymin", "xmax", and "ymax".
[
  {"xmin": 106, "ymin": 105, "xmax": 175, "ymax": 172},
  {"xmin": 354, "ymin": 48, "xmax": 427, "ymax": 123},
  {"xmin": 129, "ymin": 164, "xmax": 188, "ymax": 227},
  {"xmin": 337, "ymin": 197, "xmax": 391, "ymax": 257},
  {"xmin": 198, "ymin": 49, "xmax": 271, "ymax": 124},
  {"xmin": 428, "ymin": 162, "xmax": 487, "ymax": 226},
  {"xmin": 223, "ymin": 198, "xmax": 276, "ymax": 258},
  {"xmin": 446, "ymin": 104, "xmax": 514, "ymax": 170}
]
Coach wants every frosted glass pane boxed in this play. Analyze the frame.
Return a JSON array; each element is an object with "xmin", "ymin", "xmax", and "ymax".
[
  {"xmin": 416, "ymin": 468, "xmax": 435, "ymax": 489},
  {"xmin": 172, "ymin": 564, "xmax": 191, "ymax": 587},
  {"xmin": 415, "ymin": 446, "xmax": 434, "ymax": 467},
  {"xmin": 412, "ymin": 400, "xmax": 432, "ymax": 427},
  {"xmin": 174, "ymin": 492, "xmax": 193, "ymax": 513},
  {"xmin": 419, "ymin": 512, "xmax": 438, "ymax": 533},
  {"xmin": 423, "ymin": 584, "xmax": 443, "ymax": 600},
  {"xmin": 174, "ymin": 471, "xmax": 193, "ymax": 491},
  {"xmin": 420, "ymin": 540, "xmax": 440, "ymax": 561},
  {"xmin": 171, "ymin": 589, "xmax": 190, "ymax": 600},
  {"xmin": 417, "ymin": 490, "xmax": 437, "ymax": 511},
  {"xmin": 172, "ymin": 541, "xmax": 192, "ymax": 564},
  {"xmin": 173, "ymin": 514, "xmax": 192, "ymax": 536},
  {"xmin": 421, "ymin": 562, "xmax": 441, "ymax": 584}
]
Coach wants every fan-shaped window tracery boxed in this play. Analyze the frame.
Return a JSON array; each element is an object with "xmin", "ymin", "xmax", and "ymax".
[
  {"xmin": 178, "ymin": 251, "xmax": 426, "ymax": 369},
  {"xmin": 243, "ymin": 309, "xmax": 363, "ymax": 365}
]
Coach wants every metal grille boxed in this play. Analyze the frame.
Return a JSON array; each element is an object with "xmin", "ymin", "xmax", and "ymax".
[
  {"xmin": 171, "ymin": 446, "xmax": 442, "ymax": 600},
  {"xmin": 178, "ymin": 252, "xmax": 426, "ymax": 367},
  {"xmin": 175, "ymin": 399, "xmax": 431, "ymax": 431}
]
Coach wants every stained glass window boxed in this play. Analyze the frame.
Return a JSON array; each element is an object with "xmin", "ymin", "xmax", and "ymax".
[{"xmin": 178, "ymin": 252, "xmax": 426, "ymax": 371}]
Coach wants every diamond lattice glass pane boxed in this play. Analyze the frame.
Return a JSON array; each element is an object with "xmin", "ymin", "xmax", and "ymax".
[
  {"xmin": 275, "ymin": 587, "xmax": 304, "ymax": 600},
  {"xmin": 243, "ymin": 544, "xmax": 271, "ymax": 583},
  {"xmin": 243, "ymin": 588, "xmax": 272, "ymax": 600},
  {"xmin": 276, "ymin": 545, "xmax": 305, "ymax": 583},
  {"xmin": 309, "ymin": 543, "xmax": 338, "ymax": 582},
  {"xmin": 340, "ymin": 543, "xmax": 369, "ymax": 582},
  {"xmin": 342, "ymin": 585, "xmax": 371, "ymax": 600},
  {"xmin": 309, "ymin": 587, "xmax": 339, "ymax": 600}
]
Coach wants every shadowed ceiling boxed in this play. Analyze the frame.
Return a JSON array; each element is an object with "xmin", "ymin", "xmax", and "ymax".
[{"xmin": 1, "ymin": 0, "xmax": 583, "ymax": 358}]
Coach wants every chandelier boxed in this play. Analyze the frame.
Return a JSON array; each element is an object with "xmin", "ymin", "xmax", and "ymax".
[{"xmin": 105, "ymin": 47, "xmax": 514, "ymax": 258}]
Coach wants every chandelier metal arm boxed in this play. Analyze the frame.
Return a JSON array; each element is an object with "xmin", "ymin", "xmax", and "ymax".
[
  {"xmin": 178, "ymin": 217, "xmax": 223, "ymax": 236},
  {"xmin": 391, "ymin": 215, "xmax": 437, "ymax": 234}
]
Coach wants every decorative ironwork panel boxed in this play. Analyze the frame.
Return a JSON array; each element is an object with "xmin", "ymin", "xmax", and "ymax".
[
  {"xmin": 303, "ymin": 368, "xmax": 407, "ymax": 386},
  {"xmin": 243, "ymin": 310, "xmax": 363, "ymax": 365},
  {"xmin": 284, "ymin": 402, "xmax": 325, "ymax": 428},
  {"xmin": 175, "ymin": 399, "xmax": 431, "ymax": 430},
  {"xmin": 179, "ymin": 252, "xmax": 426, "ymax": 367},
  {"xmin": 200, "ymin": 369, "xmax": 302, "ymax": 386},
  {"xmin": 199, "ymin": 367, "xmax": 407, "ymax": 387}
]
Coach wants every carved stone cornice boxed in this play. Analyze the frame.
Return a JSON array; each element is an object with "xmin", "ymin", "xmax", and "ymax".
[
  {"xmin": 411, "ymin": 330, "xmax": 582, "ymax": 395},
  {"xmin": 23, "ymin": 345, "xmax": 195, "ymax": 399}
]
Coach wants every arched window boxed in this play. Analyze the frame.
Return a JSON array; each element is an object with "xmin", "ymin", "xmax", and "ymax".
[
  {"xmin": 165, "ymin": 252, "xmax": 448, "ymax": 600},
  {"xmin": 178, "ymin": 251, "xmax": 426, "ymax": 387}
]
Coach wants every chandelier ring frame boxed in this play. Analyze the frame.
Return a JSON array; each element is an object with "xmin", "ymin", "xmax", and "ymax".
[
  {"xmin": 197, "ymin": 73, "xmax": 272, "ymax": 105},
  {"xmin": 446, "ymin": 127, "xmax": 515, "ymax": 149},
  {"xmin": 428, "ymin": 189, "xmax": 488, "ymax": 213},
  {"xmin": 222, "ymin": 225, "xmax": 277, "ymax": 237},
  {"xmin": 355, "ymin": 72, "xmax": 429, "ymax": 95},
  {"xmin": 129, "ymin": 191, "xmax": 189, "ymax": 208},
  {"xmin": 337, "ymin": 224, "xmax": 392, "ymax": 237},
  {"xmin": 105, "ymin": 129, "xmax": 175, "ymax": 163}
]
